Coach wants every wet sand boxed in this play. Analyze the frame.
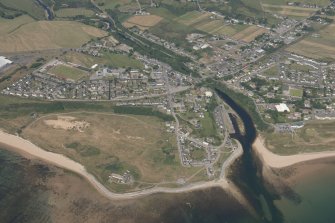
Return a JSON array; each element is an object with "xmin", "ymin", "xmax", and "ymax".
[{"xmin": 253, "ymin": 136, "xmax": 335, "ymax": 168}]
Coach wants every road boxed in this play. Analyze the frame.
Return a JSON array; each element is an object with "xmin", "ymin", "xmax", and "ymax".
[
  {"xmin": 52, "ymin": 86, "xmax": 190, "ymax": 102},
  {"xmin": 220, "ymin": 140, "xmax": 243, "ymax": 179},
  {"xmin": 161, "ymin": 66, "xmax": 186, "ymax": 167}
]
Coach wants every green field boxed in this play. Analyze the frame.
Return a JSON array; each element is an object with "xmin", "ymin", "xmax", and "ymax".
[
  {"xmin": 149, "ymin": 19, "xmax": 196, "ymax": 48},
  {"xmin": 265, "ymin": 120, "xmax": 335, "ymax": 155},
  {"xmin": 0, "ymin": 0, "xmax": 45, "ymax": 19},
  {"xmin": 173, "ymin": 10, "xmax": 250, "ymax": 37},
  {"xmin": 175, "ymin": 11, "xmax": 212, "ymax": 26},
  {"xmin": 262, "ymin": 4, "xmax": 317, "ymax": 19},
  {"xmin": 94, "ymin": 0, "xmax": 136, "ymax": 11},
  {"xmin": 262, "ymin": 65, "xmax": 279, "ymax": 77},
  {"xmin": 63, "ymin": 50, "xmax": 144, "ymax": 70},
  {"xmin": 197, "ymin": 20, "xmax": 248, "ymax": 36},
  {"xmin": 55, "ymin": 8, "xmax": 95, "ymax": 17},
  {"xmin": 289, "ymin": 88, "xmax": 303, "ymax": 97},
  {"xmin": 48, "ymin": 65, "xmax": 88, "ymax": 81},
  {"xmin": 0, "ymin": 18, "xmax": 107, "ymax": 52}
]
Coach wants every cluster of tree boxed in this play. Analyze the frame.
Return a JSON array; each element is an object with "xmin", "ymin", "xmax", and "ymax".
[{"xmin": 113, "ymin": 106, "xmax": 175, "ymax": 121}]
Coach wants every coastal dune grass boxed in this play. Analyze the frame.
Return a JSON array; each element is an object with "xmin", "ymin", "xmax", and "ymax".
[{"xmin": 22, "ymin": 112, "xmax": 201, "ymax": 192}]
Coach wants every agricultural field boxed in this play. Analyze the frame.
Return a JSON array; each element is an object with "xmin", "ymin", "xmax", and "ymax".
[
  {"xmin": 262, "ymin": 3, "xmax": 317, "ymax": 18},
  {"xmin": 48, "ymin": 64, "xmax": 88, "ymax": 81},
  {"xmin": 232, "ymin": 25, "xmax": 268, "ymax": 42},
  {"xmin": 173, "ymin": 10, "xmax": 252, "ymax": 38},
  {"xmin": 175, "ymin": 11, "xmax": 212, "ymax": 26},
  {"xmin": 22, "ymin": 112, "xmax": 201, "ymax": 191},
  {"xmin": 55, "ymin": 8, "xmax": 95, "ymax": 17},
  {"xmin": 0, "ymin": 18, "xmax": 107, "ymax": 53},
  {"xmin": 265, "ymin": 120, "xmax": 335, "ymax": 155},
  {"xmin": 123, "ymin": 15, "xmax": 163, "ymax": 30},
  {"xmin": 286, "ymin": 23, "xmax": 335, "ymax": 61},
  {"xmin": 260, "ymin": 0, "xmax": 330, "ymax": 7},
  {"xmin": 0, "ymin": 0, "xmax": 45, "ymax": 19}
]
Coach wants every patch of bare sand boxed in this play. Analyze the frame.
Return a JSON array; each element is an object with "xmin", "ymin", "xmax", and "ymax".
[
  {"xmin": 44, "ymin": 116, "xmax": 90, "ymax": 132},
  {"xmin": 253, "ymin": 136, "xmax": 335, "ymax": 168}
]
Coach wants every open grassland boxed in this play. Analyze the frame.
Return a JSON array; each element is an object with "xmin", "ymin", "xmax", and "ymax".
[
  {"xmin": 265, "ymin": 120, "xmax": 335, "ymax": 155},
  {"xmin": 22, "ymin": 112, "xmax": 200, "ymax": 191},
  {"xmin": 48, "ymin": 64, "xmax": 88, "ymax": 81},
  {"xmin": 262, "ymin": 3, "xmax": 317, "ymax": 18},
  {"xmin": 62, "ymin": 51, "xmax": 144, "ymax": 69},
  {"xmin": 287, "ymin": 23, "xmax": 335, "ymax": 61},
  {"xmin": 0, "ymin": 15, "xmax": 34, "ymax": 34},
  {"xmin": 0, "ymin": 0, "xmax": 45, "ymax": 19},
  {"xmin": 55, "ymin": 7, "xmax": 95, "ymax": 17},
  {"xmin": 123, "ymin": 15, "xmax": 163, "ymax": 30},
  {"xmin": 0, "ymin": 19, "xmax": 107, "ymax": 53},
  {"xmin": 232, "ymin": 25, "xmax": 268, "ymax": 42}
]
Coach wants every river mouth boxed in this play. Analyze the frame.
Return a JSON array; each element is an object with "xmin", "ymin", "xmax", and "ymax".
[{"xmin": 215, "ymin": 88, "xmax": 284, "ymax": 223}]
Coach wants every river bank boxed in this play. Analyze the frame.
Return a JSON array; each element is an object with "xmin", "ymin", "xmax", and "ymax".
[{"xmin": 253, "ymin": 136, "xmax": 335, "ymax": 168}]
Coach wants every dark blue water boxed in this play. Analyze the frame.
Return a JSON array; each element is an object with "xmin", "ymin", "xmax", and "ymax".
[{"xmin": 215, "ymin": 88, "xmax": 283, "ymax": 223}]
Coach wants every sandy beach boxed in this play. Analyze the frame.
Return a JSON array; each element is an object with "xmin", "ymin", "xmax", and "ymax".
[
  {"xmin": 253, "ymin": 136, "xmax": 335, "ymax": 168},
  {"xmin": 0, "ymin": 129, "xmax": 233, "ymax": 200}
]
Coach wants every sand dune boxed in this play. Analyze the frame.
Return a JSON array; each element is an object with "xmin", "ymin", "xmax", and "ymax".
[{"xmin": 253, "ymin": 136, "xmax": 335, "ymax": 168}]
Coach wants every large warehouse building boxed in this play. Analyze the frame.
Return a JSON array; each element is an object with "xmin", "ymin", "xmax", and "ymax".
[{"xmin": 0, "ymin": 56, "xmax": 12, "ymax": 70}]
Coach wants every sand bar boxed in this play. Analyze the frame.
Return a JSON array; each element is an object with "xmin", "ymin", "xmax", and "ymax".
[{"xmin": 253, "ymin": 136, "xmax": 335, "ymax": 168}]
